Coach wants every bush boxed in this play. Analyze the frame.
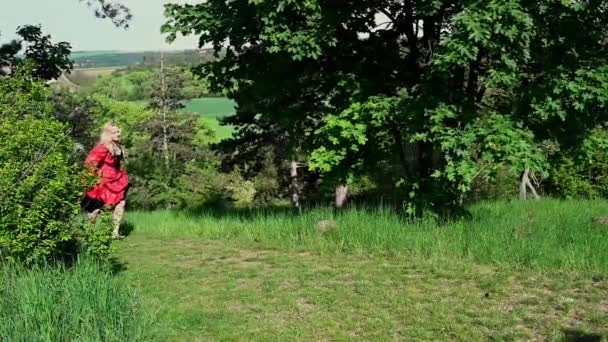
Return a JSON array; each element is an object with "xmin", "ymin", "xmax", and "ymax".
[
  {"xmin": 0, "ymin": 66, "xmax": 115, "ymax": 263},
  {"xmin": 550, "ymin": 129, "xmax": 608, "ymax": 199},
  {"xmin": 0, "ymin": 115, "xmax": 85, "ymax": 262}
]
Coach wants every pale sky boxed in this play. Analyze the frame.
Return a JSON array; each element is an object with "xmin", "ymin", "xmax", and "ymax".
[{"xmin": 0, "ymin": 0, "xmax": 200, "ymax": 51}]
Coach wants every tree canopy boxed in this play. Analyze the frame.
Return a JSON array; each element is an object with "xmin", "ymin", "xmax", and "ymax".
[
  {"xmin": 0, "ymin": 25, "xmax": 72, "ymax": 80},
  {"xmin": 163, "ymin": 0, "xmax": 608, "ymax": 213}
]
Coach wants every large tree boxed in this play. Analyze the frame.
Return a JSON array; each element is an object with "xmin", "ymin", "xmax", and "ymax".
[{"xmin": 163, "ymin": 0, "xmax": 608, "ymax": 212}]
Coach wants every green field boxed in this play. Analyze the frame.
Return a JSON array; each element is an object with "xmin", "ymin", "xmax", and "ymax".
[
  {"xmin": 5, "ymin": 200, "xmax": 608, "ymax": 340},
  {"xmin": 183, "ymin": 97, "xmax": 237, "ymax": 141},
  {"xmin": 112, "ymin": 200, "xmax": 608, "ymax": 340},
  {"xmin": 71, "ymin": 50, "xmax": 120, "ymax": 59},
  {"xmin": 70, "ymin": 50, "xmax": 208, "ymax": 68},
  {"xmin": 130, "ymin": 97, "xmax": 237, "ymax": 141}
]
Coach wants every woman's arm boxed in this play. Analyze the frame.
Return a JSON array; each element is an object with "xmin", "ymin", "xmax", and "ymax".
[{"xmin": 84, "ymin": 145, "xmax": 108, "ymax": 171}]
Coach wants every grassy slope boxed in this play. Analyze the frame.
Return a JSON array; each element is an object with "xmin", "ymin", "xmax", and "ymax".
[
  {"xmin": 183, "ymin": 97, "xmax": 236, "ymax": 141},
  {"xmin": 116, "ymin": 200, "xmax": 608, "ymax": 340}
]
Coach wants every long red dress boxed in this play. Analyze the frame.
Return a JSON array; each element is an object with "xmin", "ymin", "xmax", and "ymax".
[{"xmin": 84, "ymin": 144, "xmax": 129, "ymax": 206}]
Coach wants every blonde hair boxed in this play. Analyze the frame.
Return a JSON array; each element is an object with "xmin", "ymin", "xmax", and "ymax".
[{"xmin": 99, "ymin": 122, "xmax": 121, "ymax": 153}]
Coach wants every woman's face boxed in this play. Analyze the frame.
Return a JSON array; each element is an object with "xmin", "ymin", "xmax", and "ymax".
[{"xmin": 111, "ymin": 127, "xmax": 121, "ymax": 143}]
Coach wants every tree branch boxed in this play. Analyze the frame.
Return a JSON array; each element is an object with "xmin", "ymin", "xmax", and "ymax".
[{"xmin": 80, "ymin": 0, "xmax": 132, "ymax": 28}]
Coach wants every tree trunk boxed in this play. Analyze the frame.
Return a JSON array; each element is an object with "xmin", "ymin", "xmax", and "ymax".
[
  {"xmin": 389, "ymin": 121, "xmax": 410, "ymax": 179},
  {"xmin": 289, "ymin": 160, "xmax": 300, "ymax": 208},
  {"xmin": 519, "ymin": 168, "xmax": 540, "ymax": 200},
  {"xmin": 160, "ymin": 50, "xmax": 169, "ymax": 167},
  {"xmin": 335, "ymin": 184, "xmax": 348, "ymax": 209}
]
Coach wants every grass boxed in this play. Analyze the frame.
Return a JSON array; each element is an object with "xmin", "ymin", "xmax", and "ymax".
[
  {"xmin": 110, "ymin": 199, "xmax": 608, "ymax": 340},
  {"xmin": 0, "ymin": 258, "xmax": 154, "ymax": 341},
  {"xmin": 183, "ymin": 97, "xmax": 236, "ymax": 140},
  {"xmin": 5, "ymin": 200, "xmax": 607, "ymax": 340},
  {"xmin": 126, "ymin": 199, "xmax": 608, "ymax": 273},
  {"xmin": 184, "ymin": 97, "xmax": 236, "ymax": 119}
]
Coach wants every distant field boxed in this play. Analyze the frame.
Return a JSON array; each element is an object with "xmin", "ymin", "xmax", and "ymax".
[
  {"xmin": 183, "ymin": 97, "xmax": 237, "ymax": 141},
  {"xmin": 65, "ymin": 67, "xmax": 123, "ymax": 87},
  {"xmin": 71, "ymin": 50, "xmax": 119, "ymax": 59},
  {"xmin": 70, "ymin": 50, "xmax": 209, "ymax": 68},
  {"xmin": 184, "ymin": 97, "xmax": 236, "ymax": 118}
]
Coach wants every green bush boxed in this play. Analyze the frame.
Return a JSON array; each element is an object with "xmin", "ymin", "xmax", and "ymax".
[
  {"xmin": 550, "ymin": 129, "xmax": 608, "ymax": 199},
  {"xmin": 0, "ymin": 114, "xmax": 86, "ymax": 262},
  {"xmin": 0, "ymin": 68, "xmax": 114, "ymax": 262}
]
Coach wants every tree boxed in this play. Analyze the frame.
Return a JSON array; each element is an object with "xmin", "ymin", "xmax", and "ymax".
[
  {"xmin": 80, "ymin": 0, "xmax": 132, "ymax": 28},
  {"xmin": 0, "ymin": 25, "xmax": 72, "ymax": 80},
  {"xmin": 163, "ymin": 0, "xmax": 608, "ymax": 213}
]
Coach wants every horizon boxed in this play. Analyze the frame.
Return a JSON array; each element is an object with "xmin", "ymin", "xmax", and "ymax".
[{"xmin": 1, "ymin": 0, "xmax": 199, "ymax": 51}]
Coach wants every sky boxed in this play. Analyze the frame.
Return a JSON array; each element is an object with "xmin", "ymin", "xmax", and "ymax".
[{"xmin": 0, "ymin": 0, "xmax": 200, "ymax": 51}]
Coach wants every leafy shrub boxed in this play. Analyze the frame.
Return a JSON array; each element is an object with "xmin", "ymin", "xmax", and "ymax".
[
  {"xmin": 0, "ymin": 69, "xmax": 113, "ymax": 262},
  {"xmin": 549, "ymin": 129, "xmax": 608, "ymax": 199},
  {"xmin": 225, "ymin": 169, "xmax": 257, "ymax": 208},
  {"xmin": 468, "ymin": 166, "xmax": 520, "ymax": 202},
  {"xmin": 0, "ymin": 114, "xmax": 83, "ymax": 262}
]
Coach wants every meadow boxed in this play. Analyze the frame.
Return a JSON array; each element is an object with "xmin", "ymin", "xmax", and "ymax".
[
  {"xmin": 183, "ymin": 97, "xmax": 236, "ymax": 140},
  {"xmin": 4, "ymin": 200, "xmax": 605, "ymax": 341}
]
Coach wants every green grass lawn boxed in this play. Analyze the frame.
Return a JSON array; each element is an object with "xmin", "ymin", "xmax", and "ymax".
[
  {"xmin": 111, "ymin": 200, "xmax": 608, "ymax": 340},
  {"xmin": 183, "ymin": 97, "xmax": 236, "ymax": 141}
]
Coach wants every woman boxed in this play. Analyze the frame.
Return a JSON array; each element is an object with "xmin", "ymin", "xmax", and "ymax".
[{"xmin": 83, "ymin": 122, "xmax": 129, "ymax": 239}]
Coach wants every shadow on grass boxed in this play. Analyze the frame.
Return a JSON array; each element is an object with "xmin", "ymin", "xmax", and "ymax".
[
  {"xmin": 119, "ymin": 220, "xmax": 136, "ymax": 237},
  {"xmin": 177, "ymin": 200, "xmax": 473, "ymax": 225},
  {"xmin": 561, "ymin": 328, "xmax": 604, "ymax": 342},
  {"xmin": 108, "ymin": 256, "xmax": 128, "ymax": 275}
]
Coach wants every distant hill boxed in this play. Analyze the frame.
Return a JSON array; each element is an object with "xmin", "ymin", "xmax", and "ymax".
[{"xmin": 70, "ymin": 49, "xmax": 216, "ymax": 69}]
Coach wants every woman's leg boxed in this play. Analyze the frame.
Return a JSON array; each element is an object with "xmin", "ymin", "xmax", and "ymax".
[
  {"xmin": 112, "ymin": 200, "xmax": 126, "ymax": 238},
  {"xmin": 83, "ymin": 197, "xmax": 103, "ymax": 223},
  {"xmin": 87, "ymin": 208, "xmax": 101, "ymax": 222}
]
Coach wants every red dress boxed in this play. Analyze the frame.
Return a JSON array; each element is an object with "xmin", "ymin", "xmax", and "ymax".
[{"xmin": 84, "ymin": 144, "xmax": 129, "ymax": 206}]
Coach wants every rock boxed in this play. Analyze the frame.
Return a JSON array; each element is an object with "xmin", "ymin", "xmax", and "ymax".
[
  {"xmin": 592, "ymin": 216, "xmax": 608, "ymax": 224},
  {"xmin": 317, "ymin": 220, "xmax": 338, "ymax": 234}
]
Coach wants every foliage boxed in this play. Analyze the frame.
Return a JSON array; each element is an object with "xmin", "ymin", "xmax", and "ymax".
[
  {"xmin": 0, "ymin": 62, "xmax": 54, "ymax": 116},
  {"xmin": 93, "ymin": 95, "xmax": 154, "ymax": 150},
  {"xmin": 0, "ymin": 25, "xmax": 72, "ymax": 80},
  {"xmin": 550, "ymin": 128, "xmax": 608, "ymax": 199},
  {"xmin": 163, "ymin": 0, "xmax": 608, "ymax": 211},
  {"xmin": 0, "ymin": 113, "xmax": 82, "ymax": 263},
  {"xmin": 79, "ymin": 0, "xmax": 132, "ymax": 28},
  {"xmin": 50, "ymin": 89, "xmax": 102, "ymax": 149},
  {"xmin": 87, "ymin": 69, "xmax": 154, "ymax": 101},
  {"xmin": 86, "ymin": 66, "xmax": 209, "ymax": 102},
  {"xmin": 0, "ymin": 70, "xmax": 113, "ymax": 262},
  {"xmin": 81, "ymin": 212, "xmax": 115, "ymax": 257}
]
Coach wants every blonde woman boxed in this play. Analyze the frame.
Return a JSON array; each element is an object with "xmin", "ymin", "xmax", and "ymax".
[{"xmin": 83, "ymin": 123, "xmax": 129, "ymax": 239}]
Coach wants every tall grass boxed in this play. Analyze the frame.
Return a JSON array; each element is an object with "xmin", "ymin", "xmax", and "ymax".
[
  {"xmin": 0, "ymin": 258, "xmax": 154, "ymax": 341},
  {"xmin": 127, "ymin": 199, "xmax": 608, "ymax": 272}
]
